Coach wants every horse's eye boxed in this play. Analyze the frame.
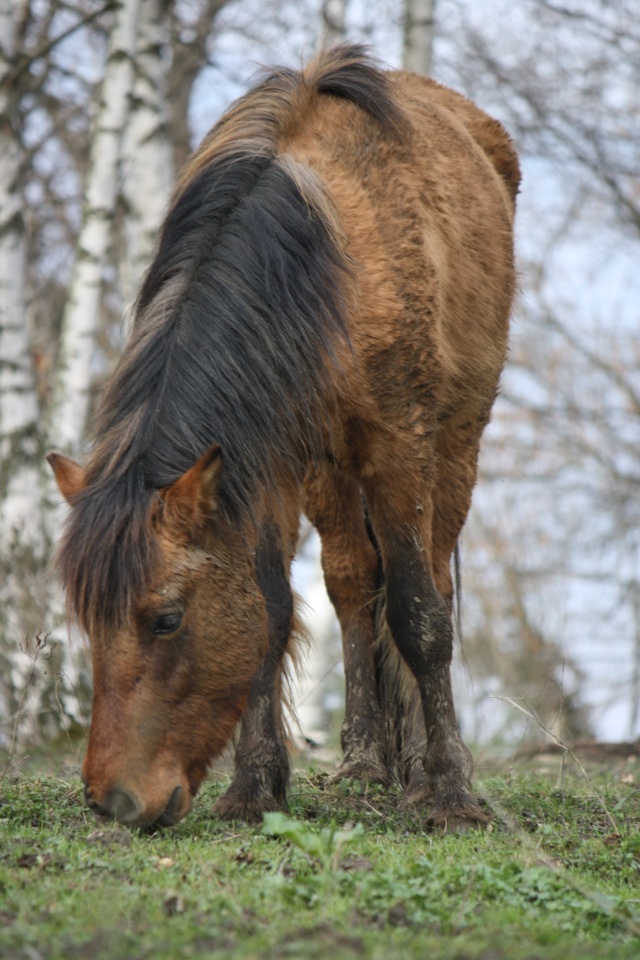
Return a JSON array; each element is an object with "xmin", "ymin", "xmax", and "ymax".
[{"xmin": 150, "ymin": 612, "xmax": 183, "ymax": 635}]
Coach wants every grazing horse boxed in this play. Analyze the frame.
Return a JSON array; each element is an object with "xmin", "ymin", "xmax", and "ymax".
[{"xmin": 48, "ymin": 45, "xmax": 519, "ymax": 830}]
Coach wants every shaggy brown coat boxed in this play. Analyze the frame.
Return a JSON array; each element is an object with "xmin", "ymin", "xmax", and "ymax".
[{"xmin": 49, "ymin": 45, "xmax": 519, "ymax": 829}]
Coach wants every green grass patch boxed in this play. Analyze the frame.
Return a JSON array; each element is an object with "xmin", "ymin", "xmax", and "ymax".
[{"xmin": 1, "ymin": 768, "xmax": 639, "ymax": 959}]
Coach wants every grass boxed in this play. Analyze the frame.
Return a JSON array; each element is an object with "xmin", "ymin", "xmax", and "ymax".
[{"xmin": 0, "ymin": 761, "xmax": 639, "ymax": 959}]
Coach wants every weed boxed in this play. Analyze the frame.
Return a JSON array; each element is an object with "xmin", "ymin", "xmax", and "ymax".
[
  {"xmin": 262, "ymin": 812, "xmax": 364, "ymax": 870},
  {"xmin": 0, "ymin": 769, "xmax": 638, "ymax": 959}
]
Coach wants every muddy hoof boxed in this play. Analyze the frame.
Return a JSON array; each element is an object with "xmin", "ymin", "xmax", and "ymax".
[
  {"xmin": 405, "ymin": 767, "xmax": 431, "ymax": 805},
  {"xmin": 404, "ymin": 776, "xmax": 489, "ymax": 832},
  {"xmin": 214, "ymin": 788, "xmax": 285, "ymax": 824},
  {"xmin": 329, "ymin": 755, "xmax": 389, "ymax": 786},
  {"xmin": 428, "ymin": 803, "xmax": 489, "ymax": 833}
]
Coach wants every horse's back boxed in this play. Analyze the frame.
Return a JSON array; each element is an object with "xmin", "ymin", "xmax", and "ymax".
[
  {"xmin": 282, "ymin": 68, "xmax": 519, "ymax": 441},
  {"xmin": 393, "ymin": 72, "xmax": 520, "ymax": 206}
]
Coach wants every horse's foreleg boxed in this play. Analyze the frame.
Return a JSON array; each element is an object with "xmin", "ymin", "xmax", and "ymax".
[
  {"xmin": 364, "ymin": 473, "xmax": 486, "ymax": 830},
  {"xmin": 304, "ymin": 466, "xmax": 388, "ymax": 784},
  {"xmin": 214, "ymin": 524, "xmax": 293, "ymax": 823}
]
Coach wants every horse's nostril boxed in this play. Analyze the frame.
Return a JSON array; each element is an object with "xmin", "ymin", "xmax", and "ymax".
[
  {"xmin": 155, "ymin": 786, "xmax": 182, "ymax": 827},
  {"xmin": 85, "ymin": 786, "xmax": 141, "ymax": 823},
  {"xmin": 83, "ymin": 784, "xmax": 98, "ymax": 809},
  {"xmin": 104, "ymin": 787, "xmax": 141, "ymax": 824}
]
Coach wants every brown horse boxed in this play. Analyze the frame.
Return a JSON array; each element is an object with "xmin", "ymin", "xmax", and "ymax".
[{"xmin": 48, "ymin": 45, "xmax": 519, "ymax": 830}]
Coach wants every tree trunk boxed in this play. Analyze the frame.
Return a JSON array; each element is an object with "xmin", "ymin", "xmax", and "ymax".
[
  {"xmin": 45, "ymin": 0, "xmax": 141, "ymax": 468},
  {"xmin": 119, "ymin": 0, "xmax": 175, "ymax": 312},
  {"xmin": 168, "ymin": 0, "xmax": 230, "ymax": 172},
  {"xmin": 321, "ymin": 0, "xmax": 347, "ymax": 46},
  {"xmin": 0, "ymin": 0, "xmax": 51, "ymax": 744},
  {"xmin": 292, "ymin": 524, "xmax": 341, "ymax": 748},
  {"xmin": 403, "ymin": 0, "xmax": 436, "ymax": 75},
  {"xmin": 629, "ymin": 585, "xmax": 640, "ymax": 738}
]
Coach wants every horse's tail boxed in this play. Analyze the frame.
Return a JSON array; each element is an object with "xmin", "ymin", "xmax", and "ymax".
[
  {"xmin": 374, "ymin": 616, "xmax": 426, "ymax": 789},
  {"xmin": 363, "ymin": 513, "xmax": 424, "ymax": 787}
]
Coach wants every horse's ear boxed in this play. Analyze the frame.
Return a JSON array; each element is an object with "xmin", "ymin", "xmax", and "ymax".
[
  {"xmin": 46, "ymin": 453, "xmax": 87, "ymax": 504},
  {"xmin": 163, "ymin": 444, "xmax": 223, "ymax": 527}
]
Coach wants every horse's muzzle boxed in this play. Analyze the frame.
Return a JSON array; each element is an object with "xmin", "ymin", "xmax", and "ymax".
[
  {"xmin": 84, "ymin": 783, "xmax": 142, "ymax": 824},
  {"xmin": 83, "ymin": 781, "xmax": 182, "ymax": 828}
]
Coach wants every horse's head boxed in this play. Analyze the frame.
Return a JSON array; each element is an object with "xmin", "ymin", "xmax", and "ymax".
[{"xmin": 48, "ymin": 446, "xmax": 268, "ymax": 828}]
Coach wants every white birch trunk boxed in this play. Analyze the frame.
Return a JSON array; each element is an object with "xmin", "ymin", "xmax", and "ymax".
[
  {"xmin": 119, "ymin": 0, "xmax": 174, "ymax": 312},
  {"xmin": 45, "ymin": 0, "xmax": 141, "ymax": 469},
  {"xmin": 0, "ymin": 0, "xmax": 52, "ymax": 745},
  {"xmin": 292, "ymin": 522, "xmax": 342, "ymax": 749},
  {"xmin": 320, "ymin": 0, "xmax": 347, "ymax": 47},
  {"xmin": 403, "ymin": 0, "xmax": 436, "ymax": 76},
  {"xmin": 294, "ymin": 559, "xmax": 341, "ymax": 747}
]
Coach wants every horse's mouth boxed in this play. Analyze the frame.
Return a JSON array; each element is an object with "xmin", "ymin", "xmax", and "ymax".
[{"xmin": 153, "ymin": 786, "xmax": 183, "ymax": 828}]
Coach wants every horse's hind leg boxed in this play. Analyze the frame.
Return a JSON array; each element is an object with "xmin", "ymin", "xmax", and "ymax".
[
  {"xmin": 304, "ymin": 465, "xmax": 388, "ymax": 784},
  {"xmin": 363, "ymin": 453, "xmax": 486, "ymax": 830},
  {"xmin": 214, "ymin": 523, "xmax": 294, "ymax": 823}
]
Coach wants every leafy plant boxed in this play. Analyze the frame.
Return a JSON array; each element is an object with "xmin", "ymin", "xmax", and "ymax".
[{"xmin": 262, "ymin": 812, "xmax": 364, "ymax": 871}]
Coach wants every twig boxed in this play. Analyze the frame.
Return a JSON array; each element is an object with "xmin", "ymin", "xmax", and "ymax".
[
  {"xmin": 0, "ymin": 1, "xmax": 118, "ymax": 92},
  {"xmin": 361, "ymin": 799, "xmax": 384, "ymax": 818},
  {"xmin": 56, "ymin": 665, "xmax": 88, "ymax": 739},
  {"xmin": 493, "ymin": 694, "xmax": 620, "ymax": 835},
  {"xmin": 209, "ymin": 833, "xmax": 242, "ymax": 845},
  {"xmin": 0, "ymin": 633, "xmax": 52, "ymax": 782}
]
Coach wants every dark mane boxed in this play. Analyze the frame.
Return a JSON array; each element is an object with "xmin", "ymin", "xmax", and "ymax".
[{"xmin": 57, "ymin": 44, "xmax": 409, "ymax": 634}]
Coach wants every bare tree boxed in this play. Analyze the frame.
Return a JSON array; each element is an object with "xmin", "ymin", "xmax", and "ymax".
[
  {"xmin": 438, "ymin": 0, "xmax": 640, "ymax": 739},
  {"xmin": 1, "ymin": 0, "xmax": 188, "ymax": 742},
  {"xmin": 0, "ymin": 0, "xmax": 49, "ymax": 738},
  {"xmin": 45, "ymin": 0, "xmax": 141, "ymax": 469},
  {"xmin": 403, "ymin": 0, "xmax": 436, "ymax": 74},
  {"xmin": 167, "ymin": 0, "xmax": 233, "ymax": 171},
  {"xmin": 321, "ymin": 0, "xmax": 347, "ymax": 46},
  {"xmin": 1, "ymin": 0, "xmax": 119, "ymax": 741},
  {"xmin": 118, "ymin": 0, "xmax": 175, "ymax": 310}
]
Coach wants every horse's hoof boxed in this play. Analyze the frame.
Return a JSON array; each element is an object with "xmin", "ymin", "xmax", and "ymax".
[
  {"xmin": 427, "ymin": 804, "xmax": 489, "ymax": 833},
  {"xmin": 404, "ymin": 769, "xmax": 432, "ymax": 805},
  {"xmin": 214, "ymin": 789, "xmax": 284, "ymax": 824},
  {"xmin": 329, "ymin": 756, "xmax": 389, "ymax": 786}
]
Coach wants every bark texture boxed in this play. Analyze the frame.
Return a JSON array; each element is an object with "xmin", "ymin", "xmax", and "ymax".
[
  {"xmin": 46, "ymin": 0, "xmax": 141, "ymax": 464},
  {"xmin": 403, "ymin": 0, "xmax": 436, "ymax": 76},
  {"xmin": 119, "ymin": 0, "xmax": 174, "ymax": 311},
  {"xmin": 321, "ymin": 0, "xmax": 347, "ymax": 46},
  {"xmin": 0, "ymin": 0, "xmax": 50, "ymax": 742}
]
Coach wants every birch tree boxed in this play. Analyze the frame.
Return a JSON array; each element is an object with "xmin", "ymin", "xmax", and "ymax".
[
  {"xmin": 44, "ymin": 0, "xmax": 141, "ymax": 472},
  {"xmin": 321, "ymin": 0, "xmax": 347, "ymax": 46},
  {"xmin": 437, "ymin": 0, "xmax": 640, "ymax": 739},
  {"xmin": 119, "ymin": 0, "xmax": 175, "ymax": 310},
  {"xmin": 1, "ymin": 0, "xmax": 241, "ymax": 744},
  {"xmin": 0, "ymin": 0, "xmax": 49, "ymax": 739},
  {"xmin": 403, "ymin": 0, "xmax": 436, "ymax": 75}
]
